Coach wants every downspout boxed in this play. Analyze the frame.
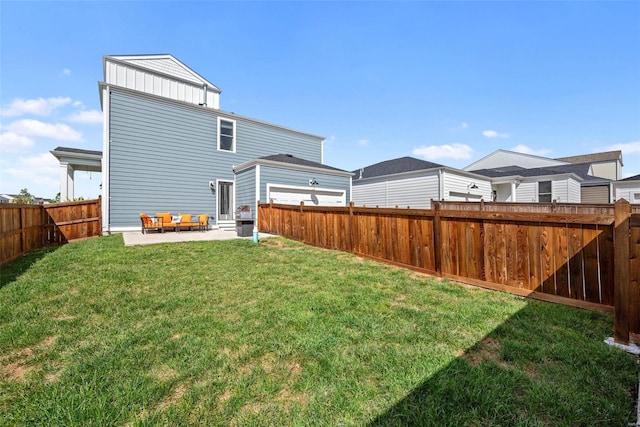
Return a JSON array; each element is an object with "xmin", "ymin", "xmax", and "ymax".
[
  {"xmin": 255, "ymin": 164, "xmax": 261, "ymax": 227},
  {"xmin": 202, "ymin": 84, "xmax": 208, "ymax": 107},
  {"xmin": 101, "ymin": 85, "xmax": 111, "ymax": 235}
]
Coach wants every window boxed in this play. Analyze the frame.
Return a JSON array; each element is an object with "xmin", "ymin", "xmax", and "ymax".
[
  {"xmin": 634, "ymin": 193, "xmax": 640, "ymax": 202},
  {"xmin": 217, "ymin": 117, "xmax": 236, "ymax": 152},
  {"xmin": 538, "ymin": 181, "xmax": 552, "ymax": 202}
]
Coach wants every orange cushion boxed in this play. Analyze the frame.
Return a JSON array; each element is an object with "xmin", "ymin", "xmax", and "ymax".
[
  {"xmin": 157, "ymin": 212, "xmax": 172, "ymax": 224},
  {"xmin": 198, "ymin": 214, "xmax": 208, "ymax": 224},
  {"xmin": 179, "ymin": 213, "xmax": 192, "ymax": 223}
]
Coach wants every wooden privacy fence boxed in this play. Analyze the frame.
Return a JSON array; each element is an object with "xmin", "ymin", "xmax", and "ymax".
[
  {"xmin": 258, "ymin": 200, "xmax": 640, "ymax": 346},
  {"xmin": 0, "ymin": 198, "xmax": 101, "ymax": 265}
]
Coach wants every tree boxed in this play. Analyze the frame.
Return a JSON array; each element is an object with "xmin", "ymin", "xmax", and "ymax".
[{"xmin": 13, "ymin": 188, "xmax": 35, "ymax": 204}]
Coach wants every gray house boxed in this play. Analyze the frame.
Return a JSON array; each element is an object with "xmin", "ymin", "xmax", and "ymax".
[
  {"xmin": 98, "ymin": 54, "xmax": 351, "ymax": 233},
  {"xmin": 352, "ymin": 157, "xmax": 493, "ymax": 208}
]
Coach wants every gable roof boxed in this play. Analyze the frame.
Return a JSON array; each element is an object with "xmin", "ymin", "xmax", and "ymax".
[
  {"xmin": 470, "ymin": 162, "xmax": 610, "ymax": 183},
  {"xmin": 233, "ymin": 154, "xmax": 352, "ymax": 176},
  {"xmin": 556, "ymin": 150, "xmax": 623, "ymax": 166},
  {"xmin": 353, "ymin": 156, "xmax": 445, "ymax": 180},
  {"xmin": 620, "ymin": 174, "xmax": 640, "ymax": 182},
  {"xmin": 104, "ymin": 54, "xmax": 221, "ymax": 92},
  {"xmin": 463, "ymin": 149, "xmax": 566, "ymax": 171},
  {"xmin": 259, "ymin": 154, "xmax": 348, "ymax": 172}
]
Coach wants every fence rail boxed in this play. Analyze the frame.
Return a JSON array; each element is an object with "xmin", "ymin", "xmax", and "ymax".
[
  {"xmin": 0, "ymin": 198, "xmax": 101, "ymax": 265},
  {"xmin": 258, "ymin": 200, "xmax": 640, "ymax": 346}
]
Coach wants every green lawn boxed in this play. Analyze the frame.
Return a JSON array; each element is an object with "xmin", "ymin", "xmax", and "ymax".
[{"xmin": 0, "ymin": 235, "xmax": 637, "ymax": 426}]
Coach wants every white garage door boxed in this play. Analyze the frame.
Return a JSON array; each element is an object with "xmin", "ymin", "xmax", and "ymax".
[{"xmin": 267, "ymin": 185, "xmax": 346, "ymax": 206}]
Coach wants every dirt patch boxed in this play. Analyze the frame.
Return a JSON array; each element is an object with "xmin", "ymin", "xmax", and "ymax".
[
  {"xmin": 155, "ymin": 382, "xmax": 187, "ymax": 412},
  {"xmin": 390, "ymin": 294, "xmax": 426, "ymax": 312},
  {"xmin": 52, "ymin": 314, "xmax": 77, "ymax": 321},
  {"xmin": 150, "ymin": 365, "xmax": 179, "ymax": 382},
  {"xmin": 0, "ymin": 336, "xmax": 57, "ymax": 382},
  {"xmin": 462, "ymin": 337, "xmax": 508, "ymax": 368}
]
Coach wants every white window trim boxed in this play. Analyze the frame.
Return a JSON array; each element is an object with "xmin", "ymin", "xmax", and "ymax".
[
  {"xmin": 538, "ymin": 180, "xmax": 552, "ymax": 203},
  {"xmin": 217, "ymin": 117, "xmax": 236, "ymax": 153}
]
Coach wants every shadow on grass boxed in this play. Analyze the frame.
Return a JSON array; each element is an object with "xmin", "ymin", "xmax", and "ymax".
[
  {"xmin": 0, "ymin": 246, "xmax": 60, "ymax": 290},
  {"xmin": 369, "ymin": 301, "xmax": 639, "ymax": 426}
]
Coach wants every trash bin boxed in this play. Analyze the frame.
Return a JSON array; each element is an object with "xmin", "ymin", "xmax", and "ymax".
[{"xmin": 236, "ymin": 218, "xmax": 254, "ymax": 237}]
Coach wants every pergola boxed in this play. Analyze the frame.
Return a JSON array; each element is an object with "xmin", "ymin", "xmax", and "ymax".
[{"xmin": 50, "ymin": 147, "xmax": 102, "ymax": 201}]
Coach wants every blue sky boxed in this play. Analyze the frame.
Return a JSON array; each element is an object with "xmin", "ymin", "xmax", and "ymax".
[{"xmin": 1, "ymin": 1, "xmax": 639, "ymax": 199}]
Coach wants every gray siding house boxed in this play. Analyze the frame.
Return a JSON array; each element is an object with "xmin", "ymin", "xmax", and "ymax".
[{"xmin": 99, "ymin": 54, "xmax": 350, "ymax": 232}]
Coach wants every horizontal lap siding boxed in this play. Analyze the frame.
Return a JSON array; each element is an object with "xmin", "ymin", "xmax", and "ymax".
[
  {"xmin": 352, "ymin": 174, "xmax": 438, "ymax": 208},
  {"xmin": 235, "ymin": 167, "xmax": 257, "ymax": 211},
  {"xmin": 109, "ymin": 90, "xmax": 323, "ymax": 227}
]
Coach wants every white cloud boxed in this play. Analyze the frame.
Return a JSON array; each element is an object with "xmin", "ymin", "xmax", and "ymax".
[
  {"xmin": 6, "ymin": 119, "xmax": 83, "ymax": 141},
  {"xmin": 4, "ymin": 152, "xmax": 60, "ymax": 191},
  {"xmin": 482, "ymin": 130, "xmax": 509, "ymax": 139},
  {"xmin": 511, "ymin": 144, "xmax": 552, "ymax": 156},
  {"xmin": 357, "ymin": 138, "xmax": 370, "ymax": 147},
  {"xmin": 461, "ymin": 122, "xmax": 468, "ymax": 129},
  {"xmin": 61, "ymin": 68, "xmax": 71, "ymax": 76},
  {"xmin": 412, "ymin": 143, "xmax": 473, "ymax": 160},
  {"xmin": 67, "ymin": 110, "xmax": 102, "ymax": 124},
  {"xmin": 1, "ymin": 97, "xmax": 72, "ymax": 117},
  {"xmin": 0, "ymin": 132, "xmax": 35, "ymax": 152},
  {"xmin": 606, "ymin": 141, "xmax": 640, "ymax": 154}
]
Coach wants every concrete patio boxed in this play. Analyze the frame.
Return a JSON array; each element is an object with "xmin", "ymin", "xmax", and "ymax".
[{"xmin": 122, "ymin": 228, "xmax": 274, "ymax": 246}]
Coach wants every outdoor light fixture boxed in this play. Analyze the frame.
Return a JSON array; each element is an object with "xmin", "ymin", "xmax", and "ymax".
[
  {"xmin": 309, "ymin": 178, "xmax": 319, "ymax": 187},
  {"xmin": 468, "ymin": 183, "xmax": 479, "ymax": 190},
  {"xmin": 208, "ymin": 181, "xmax": 215, "ymax": 191}
]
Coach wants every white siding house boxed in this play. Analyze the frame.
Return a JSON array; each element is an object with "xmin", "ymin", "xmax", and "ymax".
[
  {"xmin": 614, "ymin": 175, "xmax": 640, "ymax": 204},
  {"xmin": 352, "ymin": 157, "xmax": 492, "ymax": 208}
]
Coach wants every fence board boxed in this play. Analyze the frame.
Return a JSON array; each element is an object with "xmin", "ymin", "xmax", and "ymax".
[
  {"xmin": 1, "ymin": 199, "xmax": 101, "ymax": 265},
  {"xmin": 258, "ymin": 200, "xmax": 638, "ymax": 343}
]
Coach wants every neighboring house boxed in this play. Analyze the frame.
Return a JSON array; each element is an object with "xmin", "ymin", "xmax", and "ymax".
[
  {"xmin": 351, "ymin": 157, "xmax": 492, "ymax": 209},
  {"xmin": 0, "ymin": 194, "xmax": 15, "ymax": 203},
  {"xmin": 464, "ymin": 149, "xmax": 618, "ymax": 203},
  {"xmin": 556, "ymin": 150, "xmax": 623, "ymax": 181},
  {"xmin": 469, "ymin": 164, "xmax": 585, "ymax": 203},
  {"xmin": 614, "ymin": 174, "xmax": 640, "ymax": 204},
  {"xmin": 95, "ymin": 54, "xmax": 350, "ymax": 233}
]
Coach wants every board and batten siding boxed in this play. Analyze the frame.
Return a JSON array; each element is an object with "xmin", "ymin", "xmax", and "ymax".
[
  {"xmin": 106, "ymin": 59, "xmax": 218, "ymax": 109},
  {"xmin": 108, "ymin": 89, "xmax": 323, "ymax": 229},
  {"xmin": 259, "ymin": 165, "xmax": 350, "ymax": 204}
]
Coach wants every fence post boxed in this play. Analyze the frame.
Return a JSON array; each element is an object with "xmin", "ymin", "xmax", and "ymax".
[
  {"xmin": 269, "ymin": 199, "xmax": 273, "ymax": 233},
  {"xmin": 349, "ymin": 201, "xmax": 355, "ymax": 253},
  {"xmin": 613, "ymin": 199, "xmax": 631, "ymax": 344},
  {"xmin": 433, "ymin": 199, "xmax": 442, "ymax": 276}
]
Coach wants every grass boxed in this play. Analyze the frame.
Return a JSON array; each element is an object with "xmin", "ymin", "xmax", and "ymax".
[{"xmin": 0, "ymin": 235, "xmax": 637, "ymax": 426}]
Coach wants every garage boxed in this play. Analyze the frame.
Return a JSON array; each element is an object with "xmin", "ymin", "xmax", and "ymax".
[{"xmin": 267, "ymin": 184, "xmax": 346, "ymax": 206}]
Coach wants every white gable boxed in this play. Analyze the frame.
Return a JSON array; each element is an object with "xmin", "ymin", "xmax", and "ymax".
[
  {"xmin": 464, "ymin": 149, "xmax": 567, "ymax": 172},
  {"xmin": 103, "ymin": 54, "xmax": 220, "ymax": 109}
]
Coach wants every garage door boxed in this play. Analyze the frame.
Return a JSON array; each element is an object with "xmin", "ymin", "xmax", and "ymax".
[{"xmin": 267, "ymin": 185, "xmax": 346, "ymax": 206}]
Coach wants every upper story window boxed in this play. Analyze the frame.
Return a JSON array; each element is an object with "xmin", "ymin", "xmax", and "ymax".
[
  {"xmin": 538, "ymin": 181, "xmax": 552, "ymax": 202},
  {"xmin": 217, "ymin": 117, "xmax": 236, "ymax": 152}
]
